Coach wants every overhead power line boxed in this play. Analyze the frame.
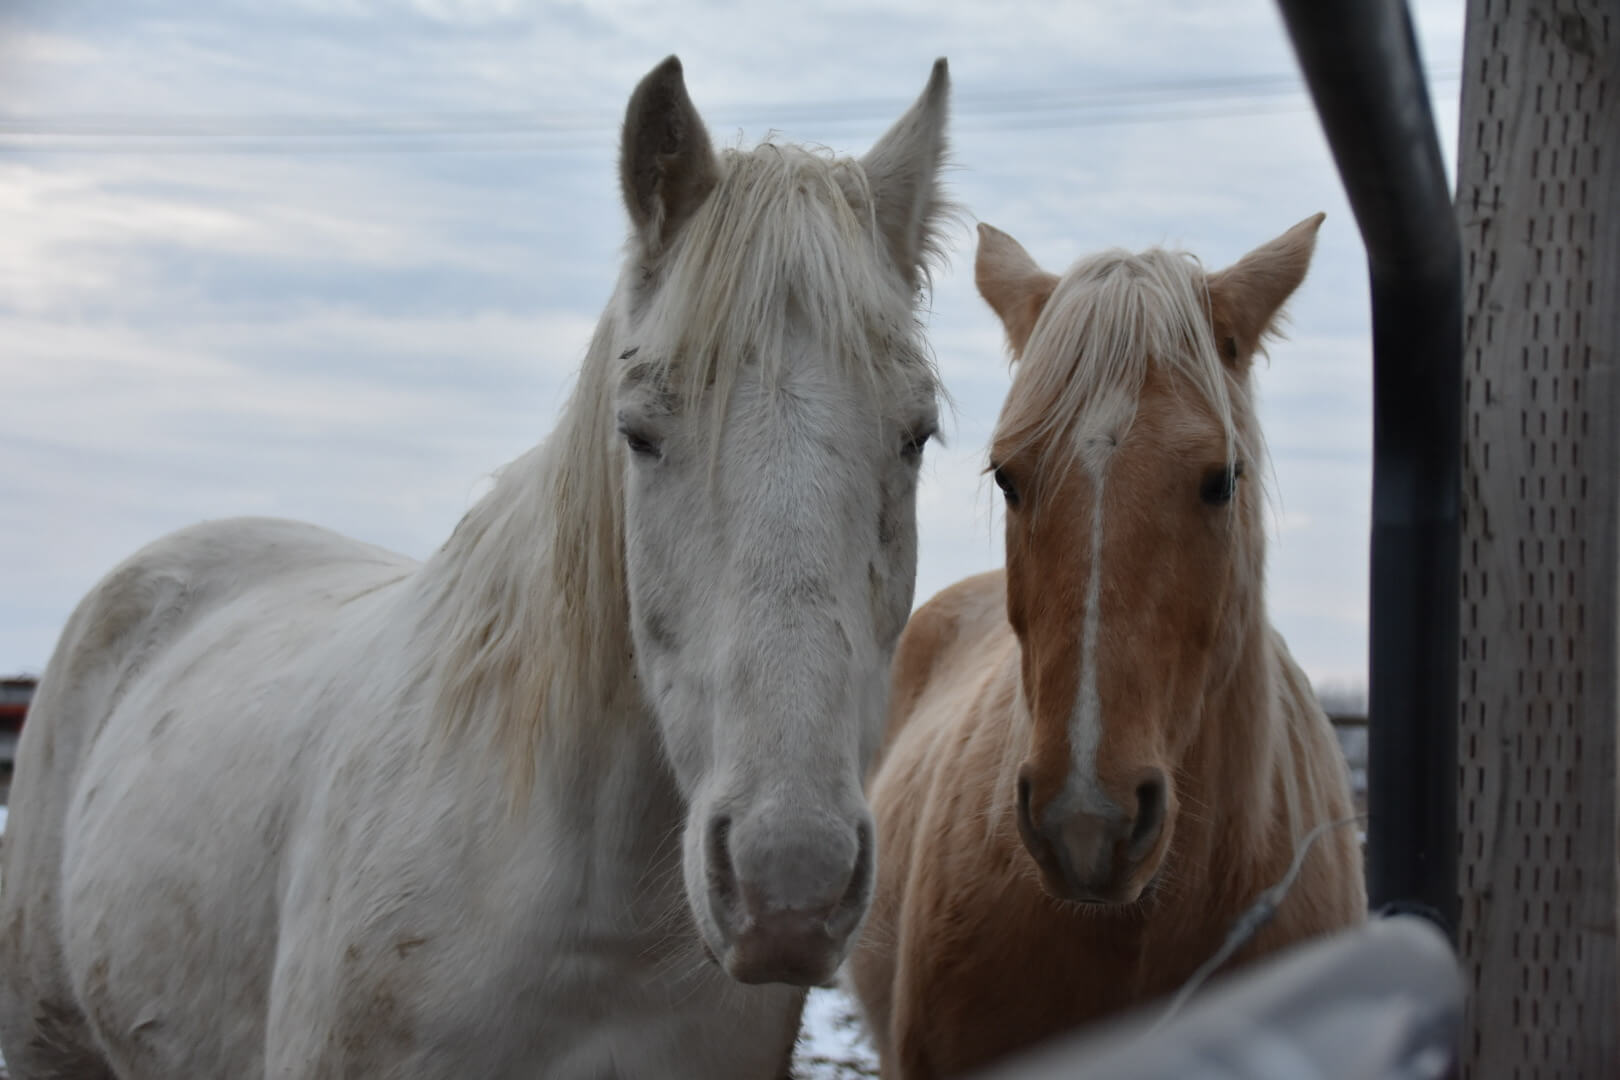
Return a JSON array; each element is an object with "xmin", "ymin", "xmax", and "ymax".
[{"xmin": 0, "ymin": 70, "xmax": 1461, "ymax": 155}]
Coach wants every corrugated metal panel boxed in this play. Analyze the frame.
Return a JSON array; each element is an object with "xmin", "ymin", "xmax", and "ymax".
[{"xmin": 1456, "ymin": 0, "xmax": 1618, "ymax": 1073}]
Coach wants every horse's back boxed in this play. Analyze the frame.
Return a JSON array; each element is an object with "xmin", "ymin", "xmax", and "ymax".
[
  {"xmin": 884, "ymin": 570, "xmax": 1010, "ymax": 747},
  {"xmin": 8, "ymin": 516, "xmax": 408, "ymax": 810},
  {"xmin": 0, "ymin": 516, "xmax": 414, "ymax": 1077}
]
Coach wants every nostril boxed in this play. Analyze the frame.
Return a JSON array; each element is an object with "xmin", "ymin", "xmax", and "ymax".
[
  {"xmin": 1129, "ymin": 771, "xmax": 1167, "ymax": 858},
  {"xmin": 1014, "ymin": 771, "xmax": 1049, "ymax": 862},
  {"xmin": 848, "ymin": 819, "xmax": 873, "ymax": 901},
  {"xmin": 829, "ymin": 819, "xmax": 874, "ymax": 937},
  {"xmin": 706, "ymin": 814, "xmax": 736, "ymax": 908}
]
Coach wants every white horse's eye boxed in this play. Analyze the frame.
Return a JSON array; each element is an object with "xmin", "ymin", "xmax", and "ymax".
[
  {"xmin": 618, "ymin": 421, "xmax": 663, "ymax": 460},
  {"xmin": 901, "ymin": 424, "xmax": 936, "ymax": 463}
]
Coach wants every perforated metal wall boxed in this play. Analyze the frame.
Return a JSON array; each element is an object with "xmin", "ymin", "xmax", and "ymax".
[{"xmin": 1456, "ymin": 1, "xmax": 1618, "ymax": 1074}]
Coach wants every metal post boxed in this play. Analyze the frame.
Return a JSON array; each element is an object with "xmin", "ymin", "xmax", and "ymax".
[{"xmin": 1273, "ymin": 0, "xmax": 1463, "ymax": 935}]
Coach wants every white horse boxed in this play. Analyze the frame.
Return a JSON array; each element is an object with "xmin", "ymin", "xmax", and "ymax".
[{"xmin": 0, "ymin": 56, "xmax": 951, "ymax": 1079}]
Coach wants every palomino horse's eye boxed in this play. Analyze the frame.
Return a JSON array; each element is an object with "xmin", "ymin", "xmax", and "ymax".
[
  {"xmin": 992, "ymin": 466, "xmax": 1020, "ymax": 508},
  {"xmin": 1200, "ymin": 461, "xmax": 1244, "ymax": 506}
]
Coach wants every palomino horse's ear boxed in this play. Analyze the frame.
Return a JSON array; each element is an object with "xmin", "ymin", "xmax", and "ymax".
[
  {"xmin": 859, "ymin": 58, "xmax": 951, "ymax": 286},
  {"xmin": 974, "ymin": 223, "xmax": 1059, "ymax": 358},
  {"xmin": 619, "ymin": 56, "xmax": 720, "ymax": 257},
  {"xmin": 1206, "ymin": 213, "xmax": 1326, "ymax": 370}
]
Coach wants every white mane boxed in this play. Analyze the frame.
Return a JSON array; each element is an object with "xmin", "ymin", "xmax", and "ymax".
[{"xmin": 639, "ymin": 143, "xmax": 940, "ymax": 430}]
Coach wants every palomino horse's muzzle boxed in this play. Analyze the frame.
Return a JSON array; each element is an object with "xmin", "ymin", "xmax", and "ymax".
[{"xmin": 1016, "ymin": 767, "xmax": 1168, "ymax": 904}]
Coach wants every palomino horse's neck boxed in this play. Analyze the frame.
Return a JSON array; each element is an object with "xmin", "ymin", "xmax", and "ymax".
[
  {"xmin": 411, "ymin": 315, "xmax": 643, "ymax": 789},
  {"xmin": 1170, "ymin": 564, "xmax": 1306, "ymax": 907}
]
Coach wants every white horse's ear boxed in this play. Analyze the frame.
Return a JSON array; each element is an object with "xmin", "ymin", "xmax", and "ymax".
[
  {"xmin": 975, "ymin": 223, "xmax": 1058, "ymax": 359},
  {"xmin": 619, "ymin": 55, "xmax": 719, "ymax": 257},
  {"xmin": 1206, "ymin": 213, "xmax": 1325, "ymax": 370},
  {"xmin": 860, "ymin": 58, "xmax": 951, "ymax": 285}
]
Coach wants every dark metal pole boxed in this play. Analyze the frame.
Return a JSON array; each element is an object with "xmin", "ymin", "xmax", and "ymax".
[{"xmin": 1274, "ymin": 0, "xmax": 1462, "ymax": 936}]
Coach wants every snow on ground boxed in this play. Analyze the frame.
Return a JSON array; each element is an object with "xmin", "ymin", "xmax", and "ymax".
[{"xmin": 793, "ymin": 987, "xmax": 880, "ymax": 1079}]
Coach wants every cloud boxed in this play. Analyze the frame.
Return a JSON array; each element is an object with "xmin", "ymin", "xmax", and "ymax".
[{"xmin": 0, "ymin": 0, "xmax": 1465, "ymax": 683}]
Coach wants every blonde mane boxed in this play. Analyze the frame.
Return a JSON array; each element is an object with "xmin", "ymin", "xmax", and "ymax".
[
  {"xmin": 416, "ymin": 141, "xmax": 940, "ymax": 790},
  {"xmin": 994, "ymin": 248, "xmax": 1255, "ymax": 479}
]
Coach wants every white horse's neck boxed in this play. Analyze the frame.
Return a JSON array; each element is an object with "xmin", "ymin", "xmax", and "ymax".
[{"xmin": 409, "ymin": 315, "xmax": 649, "ymax": 791}]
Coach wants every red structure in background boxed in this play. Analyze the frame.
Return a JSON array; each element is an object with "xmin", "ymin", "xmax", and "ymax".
[{"xmin": 0, "ymin": 676, "xmax": 34, "ymax": 803}]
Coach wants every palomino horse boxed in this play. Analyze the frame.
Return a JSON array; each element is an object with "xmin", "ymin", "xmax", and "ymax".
[
  {"xmin": 848, "ymin": 217, "xmax": 1367, "ymax": 1077},
  {"xmin": 0, "ymin": 57, "xmax": 951, "ymax": 1080}
]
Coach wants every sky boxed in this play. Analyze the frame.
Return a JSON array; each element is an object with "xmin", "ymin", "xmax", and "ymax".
[{"xmin": 0, "ymin": 0, "xmax": 1465, "ymax": 691}]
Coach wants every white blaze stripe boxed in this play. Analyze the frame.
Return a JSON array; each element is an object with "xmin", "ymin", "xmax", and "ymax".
[{"xmin": 1066, "ymin": 468, "xmax": 1108, "ymax": 815}]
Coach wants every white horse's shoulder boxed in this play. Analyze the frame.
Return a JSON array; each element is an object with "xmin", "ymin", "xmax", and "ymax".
[
  {"xmin": 57, "ymin": 516, "xmax": 410, "ymax": 704},
  {"xmin": 120, "ymin": 515, "xmax": 414, "ymax": 591}
]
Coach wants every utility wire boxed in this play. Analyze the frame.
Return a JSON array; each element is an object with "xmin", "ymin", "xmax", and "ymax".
[
  {"xmin": 0, "ymin": 70, "xmax": 1460, "ymax": 155},
  {"xmin": 1144, "ymin": 812, "xmax": 1370, "ymax": 1038},
  {"xmin": 0, "ymin": 72, "xmax": 1322, "ymax": 135}
]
